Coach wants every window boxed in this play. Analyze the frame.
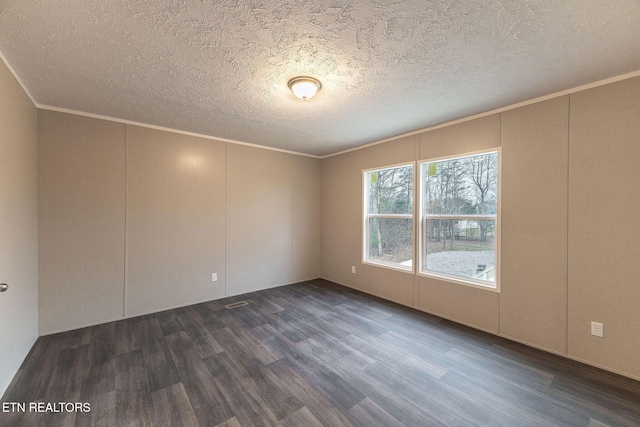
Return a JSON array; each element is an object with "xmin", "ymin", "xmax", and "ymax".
[
  {"xmin": 419, "ymin": 150, "xmax": 500, "ymax": 289},
  {"xmin": 363, "ymin": 163, "xmax": 414, "ymax": 271}
]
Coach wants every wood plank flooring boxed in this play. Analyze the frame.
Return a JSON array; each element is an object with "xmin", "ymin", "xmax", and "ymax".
[{"xmin": 2, "ymin": 279, "xmax": 640, "ymax": 427}]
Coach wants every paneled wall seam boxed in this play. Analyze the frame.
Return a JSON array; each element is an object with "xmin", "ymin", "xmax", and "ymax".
[
  {"xmin": 123, "ymin": 124, "xmax": 128, "ymax": 317},
  {"xmin": 319, "ymin": 155, "xmax": 324, "ymax": 279},
  {"xmin": 224, "ymin": 141, "xmax": 228, "ymax": 297},
  {"xmin": 565, "ymin": 96, "xmax": 571, "ymax": 356},
  {"xmin": 291, "ymin": 155, "xmax": 295, "ymax": 283},
  {"xmin": 497, "ymin": 113, "xmax": 501, "ymax": 335},
  {"xmin": 37, "ymin": 108, "xmax": 42, "ymax": 333},
  {"xmin": 411, "ymin": 135, "xmax": 422, "ymax": 309}
]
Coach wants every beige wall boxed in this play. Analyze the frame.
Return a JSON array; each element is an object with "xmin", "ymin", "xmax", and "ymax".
[
  {"xmin": 321, "ymin": 76, "xmax": 640, "ymax": 380},
  {"xmin": 417, "ymin": 115, "xmax": 501, "ymax": 332},
  {"xmin": 500, "ymin": 96, "xmax": 569, "ymax": 353},
  {"xmin": 321, "ymin": 149, "xmax": 363, "ymax": 290},
  {"xmin": 38, "ymin": 111, "xmax": 126, "ymax": 334},
  {"xmin": 28, "ymin": 69, "xmax": 640, "ymax": 381},
  {"xmin": 322, "ymin": 116, "xmax": 503, "ymax": 331},
  {"xmin": 360, "ymin": 135, "xmax": 417, "ymax": 307},
  {"xmin": 125, "ymin": 126, "xmax": 226, "ymax": 316},
  {"xmin": 225, "ymin": 146, "xmax": 321, "ymax": 296},
  {"xmin": 292, "ymin": 156, "xmax": 322, "ymax": 282},
  {"xmin": 38, "ymin": 113, "xmax": 321, "ymax": 334},
  {"xmin": 568, "ymin": 77, "xmax": 640, "ymax": 377},
  {"xmin": 0, "ymin": 59, "xmax": 39, "ymax": 396}
]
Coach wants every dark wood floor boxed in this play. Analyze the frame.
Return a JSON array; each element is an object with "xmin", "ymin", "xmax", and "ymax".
[{"xmin": 2, "ymin": 279, "xmax": 640, "ymax": 427}]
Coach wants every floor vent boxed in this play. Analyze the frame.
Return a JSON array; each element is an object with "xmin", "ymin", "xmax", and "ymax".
[{"xmin": 225, "ymin": 301, "xmax": 249, "ymax": 309}]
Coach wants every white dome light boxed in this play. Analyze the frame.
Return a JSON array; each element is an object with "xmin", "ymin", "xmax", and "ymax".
[{"xmin": 288, "ymin": 76, "xmax": 322, "ymax": 100}]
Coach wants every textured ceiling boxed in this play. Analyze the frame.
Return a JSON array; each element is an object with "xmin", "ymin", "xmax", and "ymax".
[{"xmin": 1, "ymin": 0, "xmax": 640, "ymax": 156}]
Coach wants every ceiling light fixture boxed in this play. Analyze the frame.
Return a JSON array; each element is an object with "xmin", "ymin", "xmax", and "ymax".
[{"xmin": 288, "ymin": 76, "xmax": 322, "ymax": 100}]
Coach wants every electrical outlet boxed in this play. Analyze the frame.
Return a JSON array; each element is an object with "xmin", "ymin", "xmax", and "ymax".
[
  {"xmin": 591, "ymin": 321, "xmax": 603, "ymax": 337},
  {"xmin": 212, "ymin": 273, "xmax": 218, "ymax": 282},
  {"xmin": 351, "ymin": 266, "xmax": 356, "ymax": 274}
]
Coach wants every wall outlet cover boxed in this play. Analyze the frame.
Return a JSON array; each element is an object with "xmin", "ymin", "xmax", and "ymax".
[{"xmin": 591, "ymin": 321, "xmax": 604, "ymax": 337}]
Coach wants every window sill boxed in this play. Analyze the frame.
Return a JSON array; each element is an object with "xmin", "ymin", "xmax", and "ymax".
[
  {"xmin": 417, "ymin": 271, "xmax": 500, "ymax": 292},
  {"xmin": 362, "ymin": 260, "xmax": 414, "ymax": 275}
]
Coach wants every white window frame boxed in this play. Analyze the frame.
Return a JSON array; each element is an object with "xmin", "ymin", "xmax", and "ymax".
[
  {"xmin": 362, "ymin": 162, "xmax": 415, "ymax": 273},
  {"xmin": 418, "ymin": 149, "xmax": 501, "ymax": 292}
]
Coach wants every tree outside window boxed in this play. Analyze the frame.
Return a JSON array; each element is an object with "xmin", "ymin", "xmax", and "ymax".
[
  {"xmin": 420, "ymin": 151, "xmax": 499, "ymax": 288},
  {"xmin": 363, "ymin": 164, "xmax": 414, "ymax": 271}
]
